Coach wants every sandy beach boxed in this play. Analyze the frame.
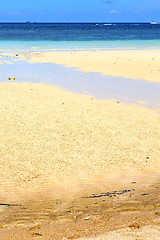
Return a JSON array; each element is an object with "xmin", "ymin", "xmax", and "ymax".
[{"xmin": 0, "ymin": 50, "xmax": 160, "ymax": 239}]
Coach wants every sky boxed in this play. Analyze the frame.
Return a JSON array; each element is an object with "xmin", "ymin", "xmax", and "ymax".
[{"xmin": 0, "ymin": 0, "xmax": 160, "ymax": 22}]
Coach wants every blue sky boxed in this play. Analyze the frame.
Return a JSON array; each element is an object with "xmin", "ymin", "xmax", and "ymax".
[{"xmin": 0, "ymin": 0, "xmax": 160, "ymax": 22}]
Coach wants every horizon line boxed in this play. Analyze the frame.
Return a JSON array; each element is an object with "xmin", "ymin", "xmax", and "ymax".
[{"xmin": 0, "ymin": 21, "xmax": 155, "ymax": 24}]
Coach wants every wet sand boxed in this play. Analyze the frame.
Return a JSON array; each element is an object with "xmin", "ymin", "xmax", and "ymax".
[
  {"xmin": 0, "ymin": 80, "xmax": 160, "ymax": 239},
  {"xmin": 0, "ymin": 178, "xmax": 160, "ymax": 239}
]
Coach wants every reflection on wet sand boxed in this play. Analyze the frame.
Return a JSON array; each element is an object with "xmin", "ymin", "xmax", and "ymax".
[{"xmin": 0, "ymin": 53, "xmax": 160, "ymax": 109}]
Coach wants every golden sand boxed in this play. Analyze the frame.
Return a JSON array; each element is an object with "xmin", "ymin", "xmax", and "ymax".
[
  {"xmin": 0, "ymin": 50, "xmax": 160, "ymax": 239},
  {"xmin": 0, "ymin": 82, "xmax": 159, "ymax": 195}
]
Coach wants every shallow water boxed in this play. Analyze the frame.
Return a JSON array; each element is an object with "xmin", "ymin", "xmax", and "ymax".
[
  {"xmin": 0, "ymin": 57, "xmax": 160, "ymax": 109},
  {"xmin": 1, "ymin": 39, "xmax": 160, "ymax": 51}
]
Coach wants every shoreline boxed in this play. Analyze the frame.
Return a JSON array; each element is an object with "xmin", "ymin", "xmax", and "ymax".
[
  {"xmin": 1, "ymin": 49, "xmax": 160, "ymax": 84},
  {"xmin": 1, "ymin": 37, "xmax": 160, "ymax": 52},
  {"xmin": 1, "ymin": 49, "xmax": 160, "ymax": 111}
]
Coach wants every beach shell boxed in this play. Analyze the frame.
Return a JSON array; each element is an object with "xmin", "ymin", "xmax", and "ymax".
[{"xmin": 8, "ymin": 77, "xmax": 15, "ymax": 81}]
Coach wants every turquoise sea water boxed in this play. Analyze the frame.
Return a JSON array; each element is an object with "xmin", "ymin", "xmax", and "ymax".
[
  {"xmin": 1, "ymin": 40, "xmax": 160, "ymax": 51},
  {"xmin": 0, "ymin": 23, "xmax": 160, "ymax": 50}
]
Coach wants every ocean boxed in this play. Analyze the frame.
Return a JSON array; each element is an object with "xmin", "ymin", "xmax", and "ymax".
[{"xmin": 0, "ymin": 22, "xmax": 160, "ymax": 50}]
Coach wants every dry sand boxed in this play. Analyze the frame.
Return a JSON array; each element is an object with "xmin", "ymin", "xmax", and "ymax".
[
  {"xmin": 79, "ymin": 226, "xmax": 160, "ymax": 240},
  {"xmin": 0, "ymin": 82, "xmax": 160, "ymax": 193},
  {"xmin": 0, "ymin": 81, "xmax": 160, "ymax": 239},
  {"xmin": 0, "ymin": 49, "xmax": 160, "ymax": 239}
]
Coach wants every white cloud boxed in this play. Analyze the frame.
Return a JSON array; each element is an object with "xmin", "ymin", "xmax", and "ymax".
[
  {"xmin": 134, "ymin": 10, "xmax": 142, "ymax": 14},
  {"xmin": 101, "ymin": 0, "xmax": 113, "ymax": 3},
  {"xmin": 9, "ymin": 11, "xmax": 22, "ymax": 15},
  {"xmin": 0, "ymin": 11, "xmax": 22, "ymax": 15},
  {"xmin": 109, "ymin": 9, "xmax": 118, "ymax": 14}
]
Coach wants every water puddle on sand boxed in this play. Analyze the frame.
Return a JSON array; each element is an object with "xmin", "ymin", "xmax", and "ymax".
[{"xmin": 0, "ymin": 57, "xmax": 160, "ymax": 109}]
